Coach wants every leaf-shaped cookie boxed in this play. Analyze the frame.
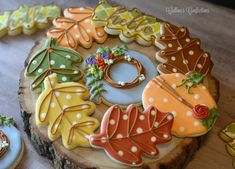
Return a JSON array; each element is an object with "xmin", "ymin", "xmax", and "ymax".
[
  {"xmin": 25, "ymin": 38, "xmax": 83, "ymax": 92},
  {"xmin": 89, "ymin": 104, "xmax": 173, "ymax": 166},
  {"xmin": 47, "ymin": 7, "xmax": 107, "ymax": 50},
  {"xmin": 156, "ymin": 23, "xmax": 213, "ymax": 75},
  {"xmin": 0, "ymin": 3, "xmax": 61, "ymax": 38},
  {"xmin": 105, "ymin": 7, "xmax": 161, "ymax": 46},
  {"xmin": 35, "ymin": 73, "xmax": 99, "ymax": 149}
]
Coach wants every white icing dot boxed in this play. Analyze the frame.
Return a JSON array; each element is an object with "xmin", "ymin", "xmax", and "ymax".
[
  {"xmin": 80, "ymin": 7, "xmax": 85, "ymax": 11},
  {"xmin": 55, "ymin": 91, "xmax": 60, "ymax": 96},
  {"xmin": 151, "ymin": 136, "xmax": 157, "ymax": 142},
  {"xmin": 172, "ymin": 84, "xmax": 177, "ymax": 89},
  {"xmin": 171, "ymin": 56, "xmax": 176, "ymax": 61},
  {"xmin": 86, "ymin": 29, "xmax": 91, "ymax": 33},
  {"xmin": 185, "ymin": 38, "xmax": 190, "ymax": 42},
  {"xmin": 197, "ymin": 64, "xmax": 202, "ymax": 68},
  {"xmin": 172, "ymin": 68, "xmax": 177, "ymax": 72},
  {"xmin": 41, "ymin": 112, "xmax": 46, "ymax": 119},
  {"xmin": 63, "ymin": 105, "xmax": 69, "ymax": 109},
  {"xmin": 151, "ymin": 110, "xmax": 156, "ymax": 116},
  {"xmin": 62, "ymin": 76, "xmax": 67, "ymax": 81},
  {"xmin": 177, "ymin": 47, "xmax": 182, "ymax": 50},
  {"xmin": 194, "ymin": 94, "xmax": 200, "ymax": 100},
  {"xmin": 154, "ymin": 122, "xmax": 159, "ymax": 127},
  {"xmin": 54, "ymin": 124, "xmax": 59, "ymax": 129},
  {"xmin": 74, "ymin": 25, "xmax": 78, "ymax": 29},
  {"xmin": 109, "ymin": 119, "xmax": 115, "ymax": 125},
  {"xmin": 163, "ymin": 134, "xmax": 169, "ymax": 139},
  {"xmin": 183, "ymin": 59, "xmax": 188, "ymax": 64},
  {"xmin": 131, "ymin": 146, "xmax": 138, "ymax": 153},
  {"xmin": 163, "ymin": 97, "xmax": 168, "ymax": 103},
  {"xmin": 175, "ymin": 73, "xmax": 180, "ymax": 77},
  {"xmin": 132, "ymin": 162, "xmax": 136, "ymax": 165},
  {"xmin": 139, "ymin": 115, "xmax": 145, "ymax": 121},
  {"xmin": 50, "ymin": 102, "xmax": 55, "ymax": 108},
  {"xmin": 73, "ymin": 70, "xmax": 78, "ymax": 74},
  {"xmin": 189, "ymin": 50, "xmax": 194, "ymax": 55},
  {"xmin": 180, "ymin": 28, "xmax": 185, "ymax": 32},
  {"xmin": 84, "ymin": 19, "xmax": 90, "ymax": 23},
  {"xmin": 101, "ymin": 137, "xmax": 107, "ymax": 143},
  {"xmin": 75, "ymin": 34, "xmax": 80, "ymax": 38},
  {"xmin": 97, "ymin": 32, "xmax": 102, "ymax": 36},
  {"xmin": 62, "ymin": 22, "xmax": 67, "ymax": 25},
  {"xmin": 50, "ymin": 60, "xmax": 55, "ymax": 65},
  {"xmin": 167, "ymin": 115, "xmax": 173, "ymax": 120},
  {"xmin": 194, "ymin": 121, "xmax": 200, "ymax": 127},
  {"xmin": 65, "ymin": 55, "xmax": 71, "ymax": 59},
  {"xmin": 76, "ymin": 113, "xmax": 82, "ymax": 119},
  {"xmin": 72, "ymin": 122, "xmax": 77, "ymax": 125},
  {"xmin": 66, "ymin": 94, "xmax": 72, "ymax": 100},
  {"xmin": 60, "ymin": 64, "xmax": 66, "ymax": 68},
  {"xmin": 171, "ymin": 111, "xmax": 177, "ymax": 117},
  {"xmin": 203, "ymin": 53, "xmax": 208, "ymax": 58},
  {"xmin": 118, "ymin": 150, "xmax": 124, "ymax": 156},
  {"xmin": 186, "ymin": 111, "xmax": 193, "ymax": 116},
  {"xmin": 136, "ymin": 128, "xmax": 143, "ymax": 134},
  {"xmin": 168, "ymin": 43, "xmax": 172, "ymax": 47},
  {"xmin": 116, "ymin": 134, "xmax": 123, "ymax": 139},
  {"xmin": 32, "ymin": 60, "xmax": 37, "ymax": 64},
  {"xmin": 146, "ymin": 84, "xmax": 150, "ymax": 88},
  {"xmin": 197, "ymin": 41, "xmax": 200, "ymax": 45},
  {"xmin": 179, "ymin": 126, "xmax": 185, "ymax": 132},
  {"xmin": 122, "ymin": 114, "xmax": 128, "ymax": 120},
  {"xmin": 38, "ymin": 68, "xmax": 43, "ymax": 73},
  {"xmin": 202, "ymin": 86, "xmax": 206, "ymax": 90},
  {"xmin": 149, "ymin": 97, "xmax": 155, "ymax": 103}
]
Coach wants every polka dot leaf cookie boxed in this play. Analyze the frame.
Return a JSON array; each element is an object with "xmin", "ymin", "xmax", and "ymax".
[
  {"xmin": 47, "ymin": 7, "xmax": 107, "ymax": 50},
  {"xmin": 25, "ymin": 38, "xmax": 83, "ymax": 92},
  {"xmin": 35, "ymin": 74, "xmax": 99, "ymax": 149},
  {"xmin": 142, "ymin": 73, "xmax": 218, "ymax": 137},
  {"xmin": 0, "ymin": 3, "xmax": 61, "ymax": 38},
  {"xmin": 156, "ymin": 23, "xmax": 213, "ymax": 75},
  {"xmin": 89, "ymin": 104, "xmax": 174, "ymax": 167}
]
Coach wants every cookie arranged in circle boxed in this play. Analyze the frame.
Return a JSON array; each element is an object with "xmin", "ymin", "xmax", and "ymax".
[
  {"xmin": 142, "ymin": 73, "xmax": 218, "ymax": 137},
  {"xmin": 89, "ymin": 104, "xmax": 174, "ymax": 167},
  {"xmin": 0, "ymin": 115, "xmax": 24, "ymax": 169}
]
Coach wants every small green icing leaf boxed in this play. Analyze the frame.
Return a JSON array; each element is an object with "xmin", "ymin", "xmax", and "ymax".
[
  {"xmin": 201, "ymin": 107, "xmax": 219, "ymax": 129},
  {"xmin": 26, "ymin": 38, "xmax": 83, "ymax": 92},
  {"xmin": 0, "ymin": 115, "xmax": 14, "ymax": 127}
]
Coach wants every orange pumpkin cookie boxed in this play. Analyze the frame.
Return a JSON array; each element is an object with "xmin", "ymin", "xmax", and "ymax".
[
  {"xmin": 47, "ymin": 7, "xmax": 107, "ymax": 50},
  {"xmin": 142, "ymin": 73, "xmax": 218, "ymax": 137}
]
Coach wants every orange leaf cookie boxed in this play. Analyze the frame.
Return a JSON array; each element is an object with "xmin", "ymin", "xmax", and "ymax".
[
  {"xmin": 47, "ymin": 7, "xmax": 107, "ymax": 50},
  {"xmin": 142, "ymin": 73, "xmax": 218, "ymax": 137},
  {"xmin": 155, "ymin": 23, "xmax": 213, "ymax": 75}
]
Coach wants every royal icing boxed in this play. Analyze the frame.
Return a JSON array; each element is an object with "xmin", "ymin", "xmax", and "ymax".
[
  {"xmin": 47, "ymin": 7, "xmax": 107, "ymax": 50},
  {"xmin": 25, "ymin": 38, "xmax": 83, "ymax": 92},
  {"xmin": 89, "ymin": 104, "xmax": 173, "ymax": 166},
  {"xmin": 156, "ymin": 23, "xmax": 213, "ymax": 75},
  {"xmin": 142, "ymin": 73, "xmax": 218, "ymax": 137},
  {"xmin": 0, "ymin": 3, "xmax": 61, "ymax": 38},
  {"xmin": 105, "ymin": 8, "xmax": 161, "ymax": 46},
  {"xmin": 35, "ymin": 74, "xmax": 99, "ymax": 149},
  {"xmin": 0, "ymin": 116, "xmax": 24, "ymax": 169}
]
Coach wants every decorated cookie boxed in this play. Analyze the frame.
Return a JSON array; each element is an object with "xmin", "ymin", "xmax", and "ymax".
[
  {"xmin": 219, "ymin": 122, "xmax": 235, "ymax": 168},
  {"xmin": 105, "ymin": 8, "xmax": 161, "ymax": 46},
  {"xmin": 155, "ymin": 23, "xmax": 213, "ymax": 75},
  {"xmin": 85, "ymin": 45, "xmax": 157, "ymax": 106},
  {"xmin": 0, "ymin": 115, "xmax": 24, "ymax": 169},
  {"xmin": 89, "ymin": 104, "xmax": 173, "ymax": 167},
  {"xmin": 92, "ymin": 1, "xmax": 122, "ymax": 27},
  {"xmin": 25, "ymin": 38, "xmax": 83, "ymax": 92},
  {"xmin": 0, "ymin": 3, "xmax": 61, "ymax": 38},
  {"xmin": 142, "ymin": 73, "xmax": 218, "ymax": 137},
  {"xmin": 47, "ymin": 7, "xmax": 107, "ymax": 50},
  {"xmin": 35, "ymin": 74, "xmax": 99, "ymax": 149}
]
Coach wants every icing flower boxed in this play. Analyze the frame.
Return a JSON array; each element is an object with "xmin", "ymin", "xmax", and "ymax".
[
  {"xmin": 193, "ymin": 104, "xmax": 211, "ymax": 120},
  {"xmin": 101, "ymin": 53, "xmax": 110, "ymax": 59},
  {"xmin": 86, "ymin": 57, "xmax": 96, "ymax": 65},
  {"xmin": 96, "ymin": 56, "xmax": 105, "ymax": 69}
]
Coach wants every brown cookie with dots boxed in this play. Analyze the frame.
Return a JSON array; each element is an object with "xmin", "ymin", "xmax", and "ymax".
[{"xmin": 155, "ymin": 23, "xmax": 213, "ymax": 75}]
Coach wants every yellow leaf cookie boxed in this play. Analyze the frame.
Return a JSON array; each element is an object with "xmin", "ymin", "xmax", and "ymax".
[
  {"xmin": 35, "ymin": 73, "xmax": 99, "ymax": 149},
  {"xmin": 142, "ymin": 73, "xmax": 218, "ymax": 137}
]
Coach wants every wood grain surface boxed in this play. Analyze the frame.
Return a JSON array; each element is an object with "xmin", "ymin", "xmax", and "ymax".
[{"xmin": 0, "ymin": 0, "xmax": 234, "ymax": 169}]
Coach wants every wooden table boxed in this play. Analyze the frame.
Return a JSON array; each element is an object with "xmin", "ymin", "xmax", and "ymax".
[{"xmin": 0, "ymin": 0, "xmax": 234, "ymax": 168}]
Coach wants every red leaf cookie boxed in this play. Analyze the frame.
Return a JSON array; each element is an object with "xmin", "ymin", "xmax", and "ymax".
[
  {"xmin": 89, "ymin": 104, "xmax": 174, "ymax": 167},
  {"xmin": 156, "ymin": 23, "xmax": 213, "ymax": 75}
]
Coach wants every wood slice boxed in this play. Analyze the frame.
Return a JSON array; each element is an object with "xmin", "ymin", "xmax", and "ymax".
[{"xmin": 18, "ymin": 36, "xmax": 219, "ymax": 169}]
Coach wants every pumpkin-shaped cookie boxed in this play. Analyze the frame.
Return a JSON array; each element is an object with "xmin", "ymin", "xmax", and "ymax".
[{"xmin": 142, "ymin": 73, "xmax": 218, "ymax": 137}]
